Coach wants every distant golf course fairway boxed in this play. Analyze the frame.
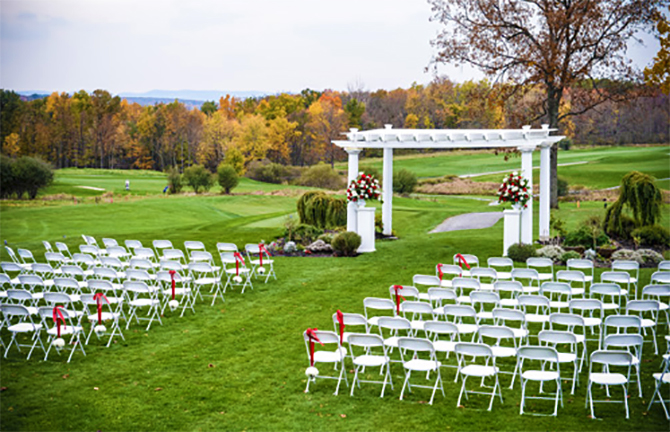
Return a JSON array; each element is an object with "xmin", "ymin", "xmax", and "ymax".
[{"xmin": 0, "ymin": 145, "xmax": 669, "ymax": 431}]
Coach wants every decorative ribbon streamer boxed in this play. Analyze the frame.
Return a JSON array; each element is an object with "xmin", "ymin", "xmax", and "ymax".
[
  {"xmin": 305, "ymin": 328, "xmax": 324, "ymax": 366},
  {"xmin": 336, "ymin": 310, "xmax": 345, "ymax": 345},
  {"xmin": 455, "ymin": 254, "xmax": 471, "ymax": 270},
  {"xmin": 93, "ymin": 292, "xmax": 109, "ymax": 324},
  {"xmin": 392, "ymin": 285, "xmax": 406, "ymax": 314},
  {"xmin": 258, "ymin": 244, "xmax": 271, "ymax": 267},
  {"xmin": 233, "ymin": 252, "xmax": 245, "ymax": 276},
  {"xmin": 52, "ymin": 305, "xmax": 66, "ymax": 338},
  {"xmin": 169, "ymin": 270, "xmax": 176, "ymax": 300},
  {"xmin": 437, "ymin": 264, "xmax": 444, "ymax": 281}
]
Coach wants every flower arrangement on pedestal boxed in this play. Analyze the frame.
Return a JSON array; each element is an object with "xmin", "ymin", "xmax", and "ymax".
[
  {"xmin": 346, "ymin": 173, "xmax": 381, "ymax": 204},
  {"xmin": 498, "ymin": 172, "xmax": 531, "ymax": 209}
]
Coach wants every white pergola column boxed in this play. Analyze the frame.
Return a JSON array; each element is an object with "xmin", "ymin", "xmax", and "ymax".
[
  {"xmin": 519, "ymin": 146, "xmax": 535, "ymax": 244},
  {"xmin": 539, "ymin": 142, "xmax": 552, "ymax": 241},
  {"xmin": 345, "ymin": 148, "xmax": 361, "ymax": 232},
  {"xmin": 382, "ymin": 147, "xmax": 393, "ymax": 236}
]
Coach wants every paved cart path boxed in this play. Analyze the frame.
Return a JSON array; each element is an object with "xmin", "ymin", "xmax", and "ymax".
[{"xmin": 430, "ymin": 211, "xmax": 504, "ymax": 233}]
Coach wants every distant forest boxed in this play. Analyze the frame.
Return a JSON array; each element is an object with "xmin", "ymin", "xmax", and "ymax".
[{"xmin": 1, "ymin": 78, "xmax": 667, "ymax": 172}]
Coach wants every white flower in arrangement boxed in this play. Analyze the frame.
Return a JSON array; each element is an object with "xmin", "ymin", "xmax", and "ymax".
[
  {"xmin": 233, "ymin": 275, "xmax": 243, "ymax": 283},
  {"xmin": 305, "ymin": 366, "xmax": 319, "ymax": 378},
  {"xmin": 94, "ymin": 325, "xmax": 107, "ymax": 334},
  {"xmin": 52, "ymin": 338, "xmax": 65, "ymax": 348},
  {"xmin": 512, "ymin": 171, "xmax": 518, "ymax": 176},
  {"xmin": 358, "ymin": 171, "xmax": 364, "ymax": 176},
  {"xmin": 168, "ymin": 300, "xmax": 180, "ymax": 310},
  {"xmin": 257, "ymin": 266, "xmax": 266, "ymax": 274}
]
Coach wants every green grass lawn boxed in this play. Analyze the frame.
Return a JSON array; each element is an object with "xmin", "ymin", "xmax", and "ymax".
[
  {"xmin": 343, "ymin": 145, "xmax": 670, "ymax": 190},
  {"xmin": 1, "ymin": 184, "xmax": 669, "ymax": 431}
]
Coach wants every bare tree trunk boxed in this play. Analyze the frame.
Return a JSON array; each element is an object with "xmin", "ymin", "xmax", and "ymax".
[{"xmin": 547, "ymin": 85, "xmax": 562, "ymax": 209}]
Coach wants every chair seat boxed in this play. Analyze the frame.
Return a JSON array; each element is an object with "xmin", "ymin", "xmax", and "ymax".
[
  {"xmin": 476, "ymin": 311, "xmax": 493, "ymax": 321},
  {"xmin": 404, "ymin": 359, "xmax": 440, "ymax": 372},
  {"xmin": 439, "ymin": 280, "xmax": 453, "ymax": 288},
  {"xmin": 162, "ymin": 288, "xmax": 191, "ymax": 296},
  {"xmin": 522, "ymin": 370, "xmax": 559, "ymax": 381},
  {"xmin": 497, "ymin": 272, "xmax": 512, "ymax": 280},
  {"xmin": 557, "ymin": 352, "xmax": 577, "ymax": 363},
  {"xmin": 249, "ymin": 259, "xmax": 274, "ymax": 266},
  {"xmin": 432, "ymin": 307, "xmax": 446, "ymax": 315},
  {"xmin": 510, "ymin": 328, "xmax": 529, "ymax": 339},
  {"xmin": 491, "ymin": 346, "xmax": 516, "ymax": 358},
  {"xmin": 521, "ymin": 286, "xmax": 541, "ymax": 294},
  {"xmin": 583, "ymin": 317, "xmax": 602, "ymax": 327},
  {"xmin": 526, "ymin": 314, "xmax": 550, "ymax": 323},
  {"xmin": 434, "ymin": 340, "xmax": 456, "ymax": 353},
  {"xmin": 590, "ymin": 372, "xmax": 627, "ymax": 386},
  {"xmin": 8, "ymin": 323, "xmax": 41, "ymax": 332},
  {"xmin": 194, "ymin": 277, "xmax": 220, "ymax": 285},
  {"xmin": 353, "ymin": 355, "xmax": 388, "ymax": 367},
  {"xmin": 584, "ymin": 275, "xmax": 593, "ymax": 283},
  {"xmin": 47, "ymin": 325, "xmax": 83, "ymax": 336},
  {"xmin": 461, "ymin": 364, "xmax": 497, "ymax": 377},
  {"xmin": 457, "ymin": 296, "xmax": 472, "ymax": 304},
  {"xmin": 86, "ymin": 312, "xmax": 120, "ymax": 322},
  {"xmin": 658, "ymin": 302, "xmax": 669, "ymax": 311},
  {"xmin": 314, "ymin": 350, "xmax": 345, "ymax": 363},
  {"xmin": 641, "ymin": 319, "xmax": 656, "ymax": 328},
  {"xmin": 500, "ymin": 299, "xmax": 519, "ymax": 307},
  {"xmin": 538, "ymin": 273, "xmax": 553, "ymax": 281},
  {"xmin": 383, "ymin": 336, "xmax": 400, "ymax": 348},
  {"xmin": 410, "ymin": 320, "xmax": 425, "ymax": 331},
  {"xmin": 129, "ymin": 299, "xmax": 159, "ymax": 307},
  {"xmin": 225, "ymin": 268, "xmax": 250, "ymax": 275},
  {"xmin": 602, "ymin": 303, "xmax": 620, "ymax": 311},
  {"xmin": 549, "ymin": 301, "xmax": 569, "ymax": 310},
  {"xmin": 418, "ymin": 293, "xmax": 430, "ymax": 301},
  {"xmin": 652, "ymin": 372, "xmax": 670, "ymax": 383},
  {"xmin": 0, "ymin": 291, "xmax": 6, "ymax": 298},
  {"xmin": 479, "ymin": 283, "xmax": 495, "ymax": 291},
  {"xmin": 571, "ymin": 288, "xmax": 585, "ymax": 296}
]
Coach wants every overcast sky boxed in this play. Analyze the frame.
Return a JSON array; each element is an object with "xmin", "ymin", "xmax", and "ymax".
[{"xmin": 0, "ymin": 0, "xmax": 661, "ymax": 95}]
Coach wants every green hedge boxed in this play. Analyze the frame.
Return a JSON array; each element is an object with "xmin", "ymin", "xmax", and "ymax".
[{"xmin": 297, "ymin": 191, "xmax": 347, "ymax": 229}]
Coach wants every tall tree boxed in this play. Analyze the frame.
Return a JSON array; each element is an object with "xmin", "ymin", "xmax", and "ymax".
[
  {"xmin": 429, "ymin": 0, "xmax": 666, "ymax": 207},
  {"xmin": 645, "ymin": 6, "xmax": 670, "ymax": 94}
]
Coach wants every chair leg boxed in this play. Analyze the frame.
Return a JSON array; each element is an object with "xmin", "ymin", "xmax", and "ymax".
[
  {"xmin": 350, "ymin": 368, "xmax": 359, "ymax": 397},
  {"xmin": 399, "ymin": 370, "xmax": 410, "ymax": 400},
  {"xmin": 456, "ymin": 377, "xmax": 467, "ymax": 407},
  {"xmin": 623, "ymin": 385, "xmax": 629, "ymax": 419},
  {"xmin": 519, "ymin": 379, "xmax": 526, "ymax": 415}
]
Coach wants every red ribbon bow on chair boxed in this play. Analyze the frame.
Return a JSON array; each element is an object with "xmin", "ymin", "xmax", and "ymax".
[
  {"xmin": 258, "ymin": 244, "xmax": 271, "ymax": 267},
  {"xmin": 233, "ymin": 252, "xmax": 245, "ymax": 276},
  {"xmin": 392, "ymin": 285, "xmax": 406, "ymax": 314},
  {"xmin": 52, "ymin": 305, "xmax": 66, "ymax": 338},
  {"xmin": 305, "ymin": 328, "xmax": 324, "ymax": 366},
  {"xmin": 437, "ymin": 264, "xmax": 444, "ymax": 281},
  {"xmin": 336, "ymin": 310, "xmax": 345, "ymax": 345},
  {"xmin": 169, "ymin": 270, "xmax": 176, "ymax": 300},
  {"xmin": 93, "ymin": 292, "xmax": 109, "ymax": 325},
  {"xmin": 455, "ymin": 254, "xmax": 471, "ymax": 270}
]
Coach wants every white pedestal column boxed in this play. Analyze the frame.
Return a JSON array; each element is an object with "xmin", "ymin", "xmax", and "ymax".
[
  {"xmin": 503, "ymin": 208, "xmax": 521, "ymax": 256},
  {"xmin": 356, "ymin": 207, "xmax": 376, "ymax": 253},
  {"xmin": 382, "ymin": 147, "xmax": 393, "ymax": 236},
  {"xmin": 345, "ymin": 148, "xmax": 361, "ymax": 233},
  {"xmin": 519, "ymin": 146, "xmax": 535, "ymax": 244},
  {"xmin": 539, "ymin": 143, "xmax": 551, "ymax": 241}
]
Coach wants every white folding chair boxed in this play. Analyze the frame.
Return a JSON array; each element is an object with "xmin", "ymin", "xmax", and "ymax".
[
  {"xmin": 512, "ymin": 268, "xmax": 541, "ymax": 294},
  {"xmin": 612, "ymin": 260, "xmax": 639, "ymax": 298},
  {"xmin": 5, "ymin": 246, "xmax": 31, "ymax": 270},
  {"xmin": 556, "ymin": 270, "xmax": 586, "ymax": 298},
  {"xmin": 453, "ymin": 253, "xmax": 479, "ymax": 277},
  {"xmin": 107, "ymin": 245, "xmax": 131, "ymax": 262},
  {"xmin": 603, "ymin": 334, "xmax": 643, "ymax": 398},
  {"xmin": 87, "ymin": 279, "xmax": 126, "ymax": 319},
  {"xmin": 647, "ymin": 353, "xmax": 670, "ymax": 419},
  {"xmin": 516, "ymin": 346, "xmax": 563, "ymax": 416},
  {"xmin": 470, "ymin": 291, "xmax": 501, "ymax": 324},
  {"xmin": 488, "ymin": 257, "xmax": 514, "ymax": 280},
  {"xmin": 80, "ymin": 292, "xmax": 125, "ymax": 347},
  {"xmin": 478, "ymin": 325, "xmax": 518, "ymax": 387},
  {"xmin": 526, "ymin": 257, "xmax": 554, "ymax": 282},
  {"xmin": 626, "ymin": 300, "xmax": 660, "ymax": 354},
  {"xmin": 303, "ymin": 329, "xmax": 348, "ymax": 395},
  {"xmin": 102, "ymin": 238, "xmax": 119, "ymax": 249},
  {"xmin": 590, "ymin": 282, "xmax": 625, "ymax": 313},
  {"xmin": 1, "ymin": 304, "xmax": 43, "ymax": 359},
  {"xmin": 601, "ymin": 271, "xmax": 631, "ymax": 303},
  {"xmin": 184, "ymin": 241, "xmax": 207, "ymax": 261},
  {"xmin": 43, "ymin": 241, "xmax": 54, "ymax": 254},
  {"xmin": 128, "ymin": 258, "xmax": 156, "ymax": 276},
  {"xmin": 493, "ymin": 280, "xmax": 523, "ymax": 308},
  {"xmin": 567, "ymin": 258, "xmax": 594, "ymax": 283},
  {"xmin": 659, "ymin": 260, "xmax": 670, "ymax": 272},
  {"xmin": 245, "ymin": 243, "xmax": 276, "ymax": 283},
  {"xmin": 652, "ymin": 271, "xmax": 670, "ymax": 285},
  {"xmin": 348, "ymin": 333, "xmax": 393, "ymax": 398},
  {"xmin": 518, "ymin": 295, "xmax": 551, "ymax": 337},
  {"xmin": 452, "ymin": 277, "xmax": 483, "ymax": 304},
  {"xmin": 377, "ymin": 316, "xmax": 412, "ymax": 357},
  {"xmin": 332, "ymin": 312, "xmax": 368, "ymax": 345},
  {"xmin": 82, "ymin": 235, "xmax": 106, "ymax": 255},
  {"xmin": 161, "ymin": 249, "xmax": 187, "ymax": 265},
  {"xmin": 72, "ymin": 254, "xmax": 98, "ymax": 273},
  {"xmin": 436, "ymin": 263, "xmax": 463, "ymax": 288},
  {"xmin": 388, "ymin": 285, "xmax": 420, "ymax": 306},
  {"xmin": 493, "ymin": 308, "xmax": 529, "ymax": 345},
  {"xmin": 221, "ymin": 252, "xmax": 252, "ymax": 294},
  {"xmin": 541, "ymin": 282, "xmax": 573, "ymax": 312},
  {"xmin": 397, "ymin": 337, "xmax": 444, "ymax": 405},
  {"xmin": 569, "ymin": 298, "xmax": 604, "ymax": 349},
  {"xmin": 363, "ymin": 297, "xmax": 396, "ymax": 327},
  {"xmin": 43, "ymin": 292, "xmax": 84, "ymax": 325},
  {"xmin": 37, "ymin": 306, "xmax": 85, "ymax": 363},
  {"xmin": 133, "ymin": 247, "xmax": 160, "ymax": 267},
  {"xmin": 443, "ymin": 305, "xmax": 478, "ymax": 342},
  {"xmin": 454, "ymin": 342, "xmax": 503, "ymax": 411},
  {"xmin": 424, "ymin": 320, "xmax": 460, "ymax": 369},
  {"xmin": 152, "ymin": 240, "xmax": 173, "ymax": 259},
  {"xmin": 586, "ymin": 350, "xmax": 634, "ymax": 419},
  {"xmin": 470, "ymin": 268, "xmax": 497, "ymax": 291},
  {"xmin": 17, "ymin": 248, "xmax": 37, "ymax": 266},
  {"xmin": 189, "ymin": 262, "xmax": 224, "ymax": 305},
  {"xmin": 400, "ymin": 301, "xmax": 435, "ymax": 335},
  {"xmin": 124, "ymin": 239, "xmax": 143, "ymax": 252},
  {"xmin": 427, "ymin": 287, "xmax": 458, "ymax": 317},
  {"xmin": 45, "ymin": 252, "xmax": 70, "ymax": 269},
  {"xmin": 32, "ymin": 263, "xmax": 61, "ymax": 282},
  {"xmin": 79, "ymin": 244, "xmax": 103, "ymax": 258},
  {"xmin": 539, "ymin": 330, "xmax": 580, "ymax": 394},
  {"xmin": 549, "ymin": 313, "xmax": 587, "ymax": 371},
  {"xmin": 156, "ymin": 270, "xmax": 195, "ymax": 316},
  {"xmin": 17, "ymin": 275, "xmax": 48, "ymax": 301},
  {"xmin": 123, "ymin": 280, "xmax": 162, "ymax": 331},
  {"xmin": 413, "ymin": 274, "xmax": 441, "ymax": 301},
  {"xmin": 55, "ymin": 242, "xmax": 73, "ymax": 260},
  {"xmin": 641, "ymin": 284, "xmax": 670, "ymax": 326}
]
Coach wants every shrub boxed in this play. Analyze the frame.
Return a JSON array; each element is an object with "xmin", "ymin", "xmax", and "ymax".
[
  {"xmin": 560, "ymin": 251, "xmax": 581, "ymax": 263},
  {"xmin": 325, "ymin": 198, "xmax": 347, "ymax": 228},
  {"xmin": 563, "ymin": 226, "xmax": 609, "ymax": 248},
  {"xmin": 331, "ymin": 231, "xmax": 361, "ymax": 257},
  {"xmin": 248, "ymin": 162, "xmax": 292, "ymax": 184},
  {"xmin": 224, "ymin": 147, "xmax": 246, "ymax": 175},
  {"xmin": 317, "ymin": 233, "xmax": 334, "ymax": 244},
  {"xmin": 634, "ymin": 248, "xmax": 664, "ymax": 266},
  {"xmin": 183, "ymin": 164, "xmax": 214, "ymax": 193},
  {"xmin": 283, "ymin": 223, "xmax": 323, "ymax": 245},
  {"xmin": 631, "ymin": 225, "xmax": 670, "ymax": 249},
  {"xmin": 536, "ymin": 245, "xmax": 565, "ymax": 261},
  {"xmin": 507, "ymin": 243, "xmax": 537, "ymax": 263},
  {"xmin": 558, "ymin": 138, "xmax": 572, "ymax": 150},
  {"xmin": 604, "ymin": 171, "xmax": 663, "ymax": 239},
  {"xmin": 393, "ymin": 169, "xmax": 418, "ymax": 194},
  {"xmin": 611, "ymin": 248, "xmax": 636, "ymax": 261},
  {"xmin": 0, "ymin": 154, "xmax": 15, "ymax": 198},
  {"xmin": 166, "ymin": 167, "xmax": 183, "ymax": 194},
  {"xmin": 297, "ymin": 191, "xmax": 326, "ymax": 225},
  {"xmin": 297, "ymin": 163, "xmax": 344, "ymax": 190},
  {"xmin": 297, "ymin": 191, "xmax": 346, "ymax": 229},
  {"xmin": 550, "ymin": 214, "xmax": 567, "ymax": 238},
  {"xmin": 217, "ymin": 163, "xmax": 239, "ymax": 194},
  {"xmin": 12, "ymin": 156, "xmax": 54, "ymax": 199},
  {"xmin": 557, "ymin": 176, "xmax": 569, "ymax": 197}
]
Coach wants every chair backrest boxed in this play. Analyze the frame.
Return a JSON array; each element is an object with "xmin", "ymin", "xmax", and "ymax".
[
  {"xmin": 55, "ymin": 242, "xmax": 71, "ymax": 256},
  {"xmin": 125, "ymin": 239, "xmax": 143, "ymax": 250},
  {"xmin": 470, "ymin": 267, "xmax": 498, "ymax": 281},
  {"xmin": 556, "ymin": 270, "xmax": 585, "ymax": 284},
  {"xmin": 5, "ymin": 246, "xmax": 19, "ymax": 263},
  {"xmin": 184, "ymin": 241, "xmax": 206, "ymax": 252},
  {"xmin": 377, "ymin": 316, "xmax": 411, "ymax": 331},
  {"xmin": 190, "ymin": 251, "xmax": 214, "ymax": 264},
  {"xmin": 88, "ymin": 279, "xmax": 115, "ymax": 292},
  {"xmin": 488, "ymin": 257, "xmax": 513, "ymax": 269},
  {"xmin": 398, "ymin": 337, "xmax": 435, "ymax": 353},
  {"xmin": 45, "ymin": 252, "xmax": 67, "ymax": 266},
  {"xmin": 538, "ymin": 329, "xmax": 578, "ymax": 345},
  {"xmin": 43, "ymin": 241, "xmax": 54, "ymax": 252},
  {"xmin": 160, "ymin": 260, "xmax": 186, "ymax": 272},
  {"xmin": 43, "ymin": 291, "xmax": 74, "ymax": 305},
  {"xmin": 453, "ymin": 253, "xmax": 479, "ymax": 268},
  {"xmin": 100, "ymin": 256, "xmax": 124, "ymax": 269},
  {"xmin": 7, "ymin": 289, "xmax": 35, "ymax": 302},
  {"xmin": 125, "ymin": 269, "xmax": 153, "ymax": 281},
  {"xmin": 590, "ymin": 350, "xmax": 633, "ymax": 367},
  {"xmin": 188, "ymin": 262, "xmax": 214, "ymax": 274},
  {"xmin": 17, "ymin": 248, "xmax": 36, "ymax": 263},
  {"xmin": 470, "ymin": 290, "xmax": 500, "ymax": 307},
  {"xmin": 157, "ymin": 270, "xmax": 186, "ymax": 284},
  {"xmin": 651, "ymin": 271, "xmax": 670, "ymax": 284},
  {"xmin": 79, "ymin": 244, "xmax": 100, "ymax": 256},
  {"xmin": 18, "ymin": 274, "xmax": 45, "ymax": 287},
  {"xmin": 348, "ymin": 333, "xmax": 385, "ymax": 349},
  {"xmin": 569, "ymin": 299, "xmax": 603, "ymax": 318},
  {"xmin": 590, "ymin": 282, "xmax": 623, "ymax": 297},
  {"xmin": 424, "ymin": 320, "xmax": 458, "ymax": 337},
  {"xmin": 443, "ymin": 304, "xmax": 477, "ymax": 320},
  {"xmin": 413, "ymin": 274, "xmax": 441, "ymax": 287},
  {"xmin": 73, "ymin": 253, "xmax": 95, "ymax": 267},
  {"xmin": 566, "ymin": 258, "xmax": 594, "ymax": 272},
  {"xmin": 53, "ymin": 277, "xmax": 80, "ymax": 291},
  {"xmin": 363, "ymin": 297, "xmax": 395, "ymax": 312},
  {"xmin": 493, "ymin": 307, "xmax": 526, "ymax": 324},
  {"xmin": 512, "ymin": 268, "xmax": 540, "ymax": 282},
  {"xmin": 658, "ymin": 260, "xmax": 670, "ymax": 271},
  {"xmin": 626, "ymin": 300, "xmax": 660, "ymax": 321},
  {"xmin": 601, "ymin": 271, "xmax": 630, "ymax": 284},
  {"xmin": 153, "ymin": 240, "xmax": 173, "ymax": 252},
  {"xmin": 333, "ymin": 312, "xmax": 368, "ymax": 327},
  {"xmin": 455, "ymin": 342, "xmax": 493, "ymax": 358},
  {"xmin": 80, "ymin": 293, "xmax": 113, "ymax": 307},
  {"xmin": 216, "ymin": 242, "xmax": 238, "ymax": 253},
  {"xmin": 518, "ymin": 294, "xmax": 551, "ymax": 309},
  {"xmin": 453, "ymin": 277, "xmax": 482, "ymax": 293},
  {"xmin": 549, "ymin": 312, "xmax": 584, "ymax": 329},
  {"xmin": 494, "ymin": 280, "xmax": 523, "ymax": 294},
  {"xmin": 303, "ymin": 329, "xmax": 339, "ymax": 346},
  {"xmin": 604, "ymin": 334, "xmax": 644, "ymax": 351},
  {"xmin": 527, "ymin": 257, "xmax": 553, "ymax": 270},
  {"xmin": 134, "ymin": 247, "xmax": 157, "ymax": 261},
  {"xmin": 604, "ymin": 314, "xmax": 642, "ymax": 334},
  {"xmin": 123, "ymin": 280, "xmax": 151, "ymax": 294},
  {"xmin": 102, "ymin": 238, "xmax": 118, "ymax": 248},
  {"xmin": 107, "ymin": 246, "xmax": 129, "ymax": 259},
  {"xmin": 1, "ymin": 261, "xmax": 23, "ymax": 273},
  {"xmin": 39, "ymin": 305, "xmax": 75, "ymax": 322},
  {"xmin": 541, "ymin": 281, "xmax": 572, "ymax": 296},
  {"xmin": 129, "ymin": 258, "xmax": 154, "ymax": 272},
  {"xmin": 93, "ymin": 267, "xmax": 120, "ymax": 281},
  {"xmin": 437, "ymin": 263, "xmax": 464, "ymax": 279},
  {"xmin": 478, "ymin": 324, "xmax": 515, "ymax": 342},
  {"xmin": 61, "ymin": 265, "xmax": 86, "ymax": 278},
  {"xmin": 517, "ymin": 346, "xmax": 559, "ymax": 363},
  {"xmin": 31, "ymin": 263, "xmax": 55, "ymax": 276},
  {"xmin": 641, "ymin": 284, "xmax": 670, "ymax": 299},
  {"xmin": 400, "ymin": 301, "xmax": 434, "ymax": 317},
  {"xmin": 427, "ymin": 287, "xmax": 458, "ymax": 305},
  {"xmin": 0, "ymin": 273, "xmax": 12, "ymax": 286},
  {"xmin": 612, "ymin": 260, "xmax": 639, "ymax": 272},
  {"xmin": 162, "ymin": 249, "xmax": 186, "ymax": 262},
  {"xmin": 388, "ymin": 285, "xmax": 419, "ymax": 301}
]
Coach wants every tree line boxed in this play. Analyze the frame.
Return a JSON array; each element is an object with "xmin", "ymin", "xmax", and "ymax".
[{"xmin": 0, "ymin": 79, "xmax": 667, "ymax": 173}]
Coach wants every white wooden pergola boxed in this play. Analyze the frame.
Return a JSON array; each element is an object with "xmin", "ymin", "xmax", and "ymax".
[{"xmin": 332, "ymin": 125, "xmax": 565, "ymax": 243}]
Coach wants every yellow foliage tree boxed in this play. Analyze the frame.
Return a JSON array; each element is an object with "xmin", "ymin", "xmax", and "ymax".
[
  {"xmin": 232, "ymin": 114, "xmax": 269, "ymax": 163},
  {"xmin": 266, "ymin": 116, "xmax": 300, "ymax": 164}
]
